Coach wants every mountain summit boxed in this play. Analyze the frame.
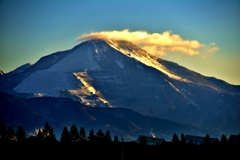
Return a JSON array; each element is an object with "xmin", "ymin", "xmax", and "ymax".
[{"xmin": 1, "ymin": 39, "xmax": 239, "ymax": 134}]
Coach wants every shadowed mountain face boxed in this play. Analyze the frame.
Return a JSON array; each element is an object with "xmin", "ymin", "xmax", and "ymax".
[
  {"xmin": 0, "ymin": 92, "xmax": 221, "ymax": 140},
  {"xmin": 0, "ymin": 39, "xmax": 239, "ymax": 134}
]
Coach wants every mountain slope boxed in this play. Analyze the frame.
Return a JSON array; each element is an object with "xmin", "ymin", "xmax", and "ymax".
[
  {"xmin": 0, "ymin": 92, "xmax": 221, "ymax": 140},
  {"xmin": 0, "ymin": 39, "xmax": 239, "ymax": 134}
]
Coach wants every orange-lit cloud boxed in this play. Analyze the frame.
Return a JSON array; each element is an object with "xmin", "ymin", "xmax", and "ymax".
[{"xmin": 77, "ymin": 29, "xmax": 219, "ymax": 56}]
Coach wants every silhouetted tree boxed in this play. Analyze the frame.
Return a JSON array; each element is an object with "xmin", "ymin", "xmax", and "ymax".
[
  {"xmin": 79, "ymin": 127, "xmax": 87, "ymax": 142},
  {"xmin": 237, "ymin": 134, "xmax": 240, "ymax": 144},
  {"xmin": 42, "ymin": 122, "xmax": 56, "ymax": 141},
  {"xmin": 140, "ymin": 136, "xmax": 147, "ymax": 145},
  {"xmin": 228, "ymin": 135, "xmax": 235, "ymax": 144},
  {"xmin": 60, "ymin": 126, "xmax": 70, "ymax": 143},
  {"xmin": 96, "ymin": 129, "xmax": 104, "ymax": 142},
  {"xmin": 180, "ymin": 133, "xmax": 186, "ymax": 144},
  {"xmin": 96, "ymin": 129, "xmax": 104, "ymax": 138},
  {"xmin": 69, "ymin": 124, "xmax": 79, "ymax": 142},
  {"xmin": 36, "ymin": 128, "xmax": 44, "ymax": 141},
  {"xmin": 114, "ymin": 135, "xmax": 119, "ymax": 142},
  {"xmin": 204, "ymin": 134, "xmax": 211, "ymax": 145},
  {"xmin": 0, "ymin": 122, "xmax": 7, "ymax": 139},
  {"xmin": 88, "ymin": 129, "xmax": 95, "ymax": 142},
  {"xmin": 104, "ymin": 130, "xmax": 112, "ymax": 142},
  {"xmin": 6, "ymin": 126, "xmax": 16, "ymax": 141},
  {"xmin": 221, "ymin": 134, "xmax": 227, "ymax": 144},
  {"xmin": 16, "ymin": 125, "xmax": 27, "ymax": 142},
  {"xmin": 172, "ymin": 133, "xmax": 179, "ymax": 143}
]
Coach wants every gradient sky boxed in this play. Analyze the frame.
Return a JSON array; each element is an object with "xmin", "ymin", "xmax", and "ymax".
[{"xmin": 0, "ymin": 0, "xmax": 240, "ymax": 84}]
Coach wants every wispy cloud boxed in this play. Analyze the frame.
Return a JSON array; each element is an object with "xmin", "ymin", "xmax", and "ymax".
[
  {"xmin": 204, "ymin": 42, "xmax": 219, "ymax": 53},
  {"xmin": 77, "ymin": 29, "xmax": 219, "ymax": 56}
]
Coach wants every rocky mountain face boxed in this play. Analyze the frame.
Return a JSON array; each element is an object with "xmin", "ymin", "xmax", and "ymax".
[{"xmin": 0, "ymin": 39, "xmax": 239, "ymax": 135}]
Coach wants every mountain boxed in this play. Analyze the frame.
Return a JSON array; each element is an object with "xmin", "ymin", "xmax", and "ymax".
[
  {"xmin": 0, "ymin": 39, "xmax": 239, "ymax": 135},
  {"xmin": 0, "ymin": 92, "xmax": 220, "ymax": 140}
]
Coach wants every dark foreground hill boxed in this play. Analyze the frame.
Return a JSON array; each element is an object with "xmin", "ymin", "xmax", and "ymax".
[{"xmin": 0, "ymin": 92, "xmax": 221, "ymax": 140}]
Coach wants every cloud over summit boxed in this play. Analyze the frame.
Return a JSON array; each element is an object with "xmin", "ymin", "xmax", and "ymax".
[{"xmin": 77, "ymin": 29, "xmax": 219, "ymax": 56}]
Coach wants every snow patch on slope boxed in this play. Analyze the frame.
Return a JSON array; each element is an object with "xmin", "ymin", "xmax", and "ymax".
[
  {"xmin": 167, "ymin": 81, "xmax": 180, "ymax": 92},
  {"xmin": 165, "ymin": 79, "xmax": 200, "ymax": 110},
  {"xmin": 116, "ymin": 60, "xmax": 124, "ymax": 69},
  {"xmin": 73, "ymin": 72, "xmax": 113, "ymax": 108},
  {"xmin": 49, "ymin": 42, "xmax": 100, "ymax": 72},
  {"xmin": 13, "ymin": 70, "xmax": 80, "ymax": 96},
  {"xmin": 181, "ymin": 91, "xmax": 200, "ymax": 110},
  {"xmin": 68, "ymin": 88, "xmax": 96, "ymax": 106}
]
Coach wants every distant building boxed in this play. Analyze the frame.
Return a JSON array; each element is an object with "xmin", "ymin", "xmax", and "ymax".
[
  {"xmin": 185, "ymin": 135, "xmax": 218, "ymax": 145},
  {"xmin": 136, "ymin": 135, "xmax": 165, "ymax": 145}
]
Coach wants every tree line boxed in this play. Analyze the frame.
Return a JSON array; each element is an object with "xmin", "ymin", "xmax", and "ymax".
[
  {"xmin": 1, "ymin": 122, "xmax": 239, "ymax": 145},
  {"xmin": 0, "ymin": 122, "xmax": 119, "ymax": 143},
  {"xmin": 170, "ymin": 133, "xmax": 240, "ymax": 145},
  {"xmin": 59, "ymin": 124, "xmax": 119, "ymax": 143}
]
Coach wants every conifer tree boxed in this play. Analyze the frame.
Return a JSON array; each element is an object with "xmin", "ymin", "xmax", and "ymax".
[
  {"xmin": 16, "ymin": 125, "xmax": 27, "ymax": 142},
  {"xmin": 60, "ymin": 126, "xmax": 70, "ymax": 142},
  {"xmin": 42, "ymin": 122, "xmax": 56, "ymax": 141},
  {"xmin": 36, "ymin": 128, "xmax": 44, "ymax": 141},
  {"xmin": 104, "ymin": 130, "xmax": 112, "ymax": 142},
  {"xmin": 228, "ymin": 135, "xmax": 234, "ymax": 144},
  {"xmin": 0, "ymin": 122, "xmax": 7, "ymax": 139},
  {"xmin": 88, "ymin": 129, "xmax": 95, "ymax": 142},
  {"xmin": 180, "ymin": 133, "xmax": 186, "ymax": 144},
  {"xmin": 6, "ymin": 126, "xmax": 16, "ymax": 141},
  {"xmin": 79, "ymin": 127, "xmax": 87, "ymax": 142},
  {"xmin": 69, "ymin": 124, "xmax": 79, "ymax": 142},
  {"xmin": 221, "ymin": 134, "xmax": 227, "ymax": 144},
  {"xmin": 114, "ymin": 135, "xmax": 119, "ymax": 142},
  {"xmin": 172, "ymin": 133, "xmax": 179, "ymax": 143},
  {"xmin": 204, "ymin": 134, "xmax": 211, "ymax": 145},
  {"xmin": 237, "ymin": 134, "xmax": 240, "ymax": 144},
  {"xmin": 96, "ymin": 129, "xmax": 104, "ymax": 142},
  {"xmin": 96, "ymin": 129, "xmax": 104, "ymax": 138}
]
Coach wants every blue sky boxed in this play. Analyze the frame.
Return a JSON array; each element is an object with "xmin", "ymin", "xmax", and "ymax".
[{"xmin": 0, "ymin": 0, "xmax": 240, "ymax": 84}]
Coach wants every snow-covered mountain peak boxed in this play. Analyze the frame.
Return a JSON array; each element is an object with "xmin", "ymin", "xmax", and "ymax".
[
  {"xmin": 1, "ymin": 38, "xmax": 240, "ymax": 135},
  {"xmin": 47, "ymin": 40, "xmax": 104, "ymax": 72}
]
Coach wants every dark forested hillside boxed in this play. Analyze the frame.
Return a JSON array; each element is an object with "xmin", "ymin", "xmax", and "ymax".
[{"xmin": 0, "ymin": 92, "xmax": 221, "ymax": 140}]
